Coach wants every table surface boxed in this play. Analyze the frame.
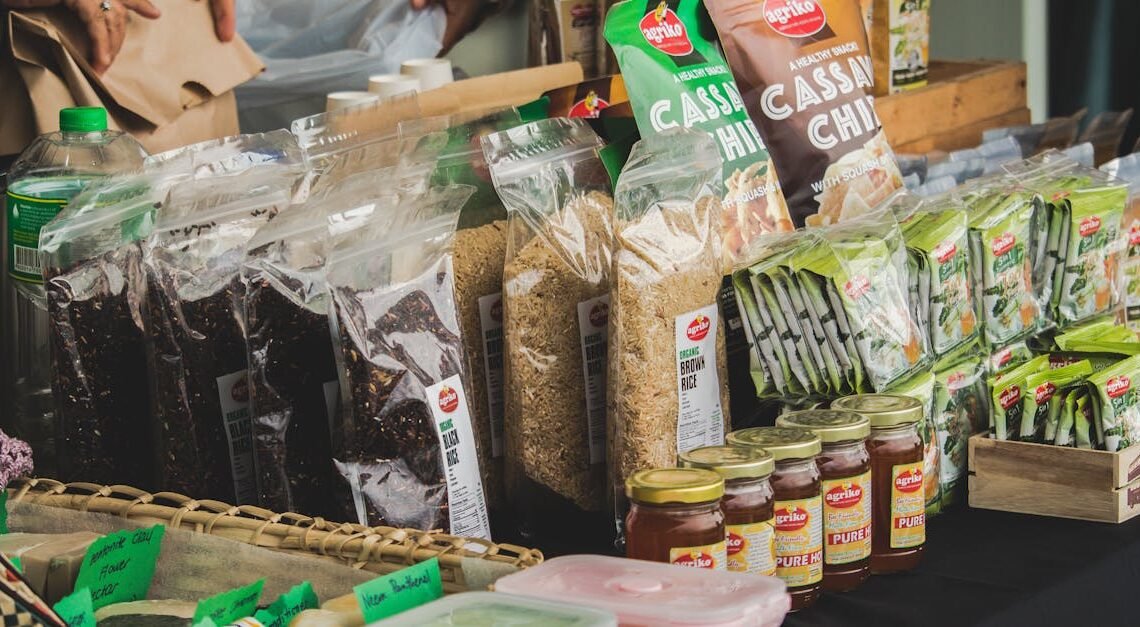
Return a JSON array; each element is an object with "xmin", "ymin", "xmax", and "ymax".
[{"xmin": 784, "ymin": 506, "xmax": 1140, "ymax": 627}]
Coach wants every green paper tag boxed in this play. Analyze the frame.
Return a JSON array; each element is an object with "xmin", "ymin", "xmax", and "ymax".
[
  {"xmin": 73, "ymin": 525, "xmax": 164, "ymax": 610},
  {"xmin": 253, "ymin": 581, "xmax": 318, "ymax": 627},
  {"xmin": 53, "ymin": 588, "xmax": 96, "ymax": 627},
  {"xmin": 0, "ymin": 491, "xmax": 9, "ymax": 534},
  {"xmin": 353, "ymin": 557, "xmax": 443, "ymax": 623},
  {"xmin": 193, "ymin": 579, "xmax": 264, "ymax": 627}
]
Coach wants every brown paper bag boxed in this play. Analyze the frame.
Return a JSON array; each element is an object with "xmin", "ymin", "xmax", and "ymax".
[{"xmin": 0, "ymin": 0, "xmax": 264, "ymax": 156}]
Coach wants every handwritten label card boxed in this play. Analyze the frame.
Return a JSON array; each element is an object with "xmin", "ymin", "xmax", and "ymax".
[
  {"xmin": 353, "ymin": 557, "xmax": 442, "ymax": 623},
  {"xmin": 53, "ymin": 588, "xmax": 95, "ymax": 627},
  {"xmin": 72, "ymin": 525, "xmax": 165, "ymax": 610},
  {"xmin": 193, "ymin": 579, "xmax": 264, "ymax": 627},
  {"xmin": 253, "ymin": 581, "xmax": 318, "ymax": 627}
]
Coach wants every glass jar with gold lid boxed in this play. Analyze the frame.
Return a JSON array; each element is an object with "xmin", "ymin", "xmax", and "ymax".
[
  {"xmin": 832, "ymin": 394, "xmax": 925, "ymax": 574},
  {"xmin": 625, "ymin": 468, "xmax": 726, "ymax": 570},
  {"xmin": 726, "ymin": 427, "xmax": 823, "ymax": 611},
  {"xmin": 680, "ymin": 446, "xmax": 776, "ymax": 576},
  {"xmin": 777, "ymin": 409, "xmax": 872, "ymax": 592}
]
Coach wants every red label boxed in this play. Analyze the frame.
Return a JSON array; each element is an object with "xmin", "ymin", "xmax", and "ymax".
[
  {"xmin": 947, "ymin": 372, "xmax": 967, "ymax": 392},
  {"xmin": 775, "ymin": 506, "xmax": 809, "ymax": 531},
  {"xmin": 762, "ymin": 0, "xmax": 827, "ymax": 37},
  {"xmin": 590, "ymin": 301, "xmax": 610, "ymax": 328},
  {"xmin": 934, "ymin": 240, "xmax": 957, "ymax": 264},
  {"xmin": 893, "ymin": 514, "xmax": 925, "ymax": 529},
  {"xmin": 672, "ymin": 551, "xmax": 716, "ymax": 569},
  {"xmin": 999, "ymin": 385, "xmax": 1022, "ymax": 409},
  {"xmin": 894, "ymin": 469, "xmax": 923, "ymax": 493},
  {"xmin": 639, "ymin": 3, "xmax": 694, "ymax": 56},
  {"xmin": 844, "ymin": 275, "xmax": 870, "ymax": 300},
  {"xmin": 1080, "ymin": 216, "xmax": 1102, "ymax": 238},
  {"xmin": 490, "ymin": 298, "xmax": 503, "ymax": 323},
  {"xmin": 1035, "ymin": 382, "xmax": 1056, "ymax": 404},
  {"xmin": 438, "ymin": 386, "xmax": 459, "ymax": 413},
  {"xmin": 726, "ymin": 532, "xmax": 744, "ymax": 556},
  {"xmin": 775, "ymin": 552, "xmax": 822, "ymax": 568},
  {"xmin": 993, "ymin": 348, "xmax": 1012, "ymax": 369},
  {"xmin": 827, "ymin": 526, "xmax": 869, "ymax": 545},
  {"xmin": 1107, "ymin": 376, "xmax": 1132, "ymax": 399},
  {"xmin": 686, "ymin": 315, "xmax": 711, "ymax": 341},
  {"xmin": 568, "ymin": 92, "xmax": 610, "ymax": 119},
  {"xmin": 1130, "ymin": 225, "xmax": 1140, "ymax": 246},
  {"xmin": 824, "ymin": 484, "xmax": 863, "ymax": 509},
  {"xmin": 992, "ymin": 233, "xmax": 1016, "ymax": 256}
]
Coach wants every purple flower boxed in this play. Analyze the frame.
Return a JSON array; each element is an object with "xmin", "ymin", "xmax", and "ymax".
[{"xmin": 0, "ymin": 430, "xmax": 33, "ymax": 489}]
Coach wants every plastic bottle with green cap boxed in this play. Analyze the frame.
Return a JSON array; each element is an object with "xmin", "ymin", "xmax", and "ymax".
[{"xmin": 2, "ymin": 106, "xmax": 145, "ymax": 473}]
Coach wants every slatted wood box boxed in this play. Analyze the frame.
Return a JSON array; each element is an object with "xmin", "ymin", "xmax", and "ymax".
[
  {"xmin": 877, "ymin": 59, "xmax": 1030, "ymax": 154},
  {"xmin": 968, "ymin": 433, "xmax": 1140, "ymax": 523}
]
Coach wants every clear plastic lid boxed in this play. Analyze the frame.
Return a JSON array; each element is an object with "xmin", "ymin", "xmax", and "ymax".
[
  {"xmin": 493, "ymin": 556, "xmax": 790, "ymax": 627},
  {"xmin": 370, "ymin": 592, "xmax": 617, "ymax": 626}
]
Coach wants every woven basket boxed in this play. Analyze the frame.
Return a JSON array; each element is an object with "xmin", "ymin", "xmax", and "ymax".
[{"xmin": 7, "ymin": 478, "xmax": 542, "ymax": 593}]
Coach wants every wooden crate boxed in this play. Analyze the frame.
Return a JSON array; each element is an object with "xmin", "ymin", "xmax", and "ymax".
[
  {"xmin": 877, "ymin": 59, "xmax": 1029, "ymax": 154},
  {"xmin": 968, "ymin": 433, "xmax": 1140, "ymax": 523}
]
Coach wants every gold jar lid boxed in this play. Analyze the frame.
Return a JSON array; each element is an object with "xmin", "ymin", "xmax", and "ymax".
[
  {"xmin": 626, "ymin": 468, "xmax": 725, "ymax": 505},
  {"xmin": 679, "ymin": 446, "xmax": 775, "ymax": 480},
  {"xmin": 832, "ymin": 394, "xmax": 924, "ymax": 428},
  {"xmin": 726, "ymin": 427, "xmax": 821, "ymax": 461},
  {"xmin": 776, "ymin": 409, "xmax": 870, "ymax": 443}
]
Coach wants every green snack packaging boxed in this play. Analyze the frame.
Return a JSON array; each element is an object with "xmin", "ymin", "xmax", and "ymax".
[
  {"xmin": 968, "ymin": 190, "xmax": 1043, "ymax": 348},
  {"xmin": 1075, "ymin": 392, "xmax": 1096, "ymax": 449},
  {"xmin": 1087, "ymin": 353, "xmax": 1140, "ymax": 451},
  {"xmin": 1054, "ymin": 184, "xmax": 1126, "ymax": 326},
  {"xmin": 605, "ymin": 0, "xmax": 792, "ymax": 265},
  {"xmin": 987, "ymin": 340, "xmax": 1033, "ymax": 375},
  {"xmin": 1021, "ymin": 360, "xmax": 1093, "ymax": 443},
  {"xmin": 1055, "ymin": 390, "xmax": 1077, "ymax": 447},
  {"xmin": 903, "ymin": 207, "xmax": 978, "ymax": 358},
  {"xmin": 1054, "ymin": 317, "xmax": 1133, "ymax": 348},
  {"xmin": 988, "ymin": 355, "xmax": 1049, "ymax": 440},
  {"xmin": 933, "ymin": 355, "xmax": 989, "ymax": 507},
  {"xmin": 888, "ymin": 369, "xmax": 941, "ymax": 516}
]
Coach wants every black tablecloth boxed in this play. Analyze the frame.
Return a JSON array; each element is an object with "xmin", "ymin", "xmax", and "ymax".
[{"xmin": 784, "ymin": 507, "xmax": 1140, "ymax": 627}]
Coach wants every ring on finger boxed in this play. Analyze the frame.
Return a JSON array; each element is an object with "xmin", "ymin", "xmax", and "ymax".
[{"xmin": 100, "ymin": 0, "xmax": 112, "ymax": 11}]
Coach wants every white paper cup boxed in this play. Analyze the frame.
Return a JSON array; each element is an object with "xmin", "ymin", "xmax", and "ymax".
[
  {"xmin": 400, "ymin": 58, "xmax": 453, "ymax": 91},
  {"xmin": 368, "ymin": 74, "xmax": 420, "ymax": 98},
  {"xmin": 325, "ymin": 91, "xmax": 379, "ymax": 112}
]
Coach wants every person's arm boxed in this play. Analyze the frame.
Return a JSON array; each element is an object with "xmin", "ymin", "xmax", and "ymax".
[{"xmin": 410, "ymin": 0, "xmax": 507, "ymax": 54}]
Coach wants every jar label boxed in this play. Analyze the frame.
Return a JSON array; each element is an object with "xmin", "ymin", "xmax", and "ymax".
[
  {"xmin": 674, "ymin": 304, "xmax": 724, "ymax": 454},
  {"xmin": 6, "ymin": 190, "xmax": 69, "ymax": 283},
  {"xmin": 773, "ymin": 496, "xmax": 823, "ymax": 586},
  {"xmin": 822, "ymin": 471, "xmax": 872, "ymax": 564},
  {"xmin": 425, "ymin": 375, "xmax": 492, "ymax": 540},
  {"xmin": 890, "ymin": 462, "xmax": 926, "ymax": 548},
  {"xmin": 669, "ymin": 541, "xmax": 728, "ymax": 570},
  {"xmin": 577, "ymin": 295, "xmax": 610, "ymax": 464},
  {"xmin": 477, "ymin": 292, "xmax": 505, "ymax": 458},
  {"xmin": 727, "ymin": 519, "xmax": 776, "ymax": 575},
  {"xmin": 215, "ymin": 369, "xmax": 257, "ymax": 505}
]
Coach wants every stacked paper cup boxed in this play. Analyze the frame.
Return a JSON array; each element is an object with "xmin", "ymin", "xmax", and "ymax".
[
  {"xmin": 325, "ymin": 91, "xmax": 379, "ymax": 113},
  {"xmin": 400, "ymin": 58, "xmax": 454, "ymax": 91},
  {"xmin": 368, "ymin": 74, "xmax": 421, "ymax": 98}
]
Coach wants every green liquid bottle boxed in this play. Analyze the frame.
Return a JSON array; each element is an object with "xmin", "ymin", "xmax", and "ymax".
[{"xmin": 2, "ymin": 107, "xmax": 146, "ymax": 475}]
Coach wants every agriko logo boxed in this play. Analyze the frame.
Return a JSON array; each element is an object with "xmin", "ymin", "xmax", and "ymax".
[
  {"xmin": 686, "ymin": 315, "xmax": 711, "ymax": 342},
  {"xmin": 844, "ymin": 275, "xmax": 871, "ymax": 300},
  {"xmin": 1080, "ymin": 216, "xmax": 1102, "ymax": 238},
  {"xmin": 763, "ymin": 0, "xmax": 827, "ymax": 38},
  {"xmin": 438, "ymin": 386, "xmax": 459, "ymax": 413},
  {"xmin": 934, "ymin": 240, "xmax": 957, "ymax": 264},
  {"xmin": 672, "ymin": 551, "xmax": 716, "ymax": 569},
  {"xmin": 775, "ymin": 506, "xmax": 809, "ymax": 531},
  {"xmin": 568, "ymin": 91, "xmax": 610, "ymax": 119},
  {"xmin": 640, "ymin": 1, "xmax": 694, "ymax": 56},
  {"xmin": 825, "ymin": 483, "xmax": 863, "ymax": 508},
  {"xmin": 895, "ymin": 469, "xmax": 923, "ymax": 493},
  {"xmin": 999, "ymin": 385, "xmax": 1021, "ymax": 410},
  {"xmin": 991, "ymin": 232, "xmax": 1016, "ymax": 257},
  {"xmin": 1107, "ymin": 376, "xmax": 1132, "ymax": 399},
  {"xmin": 590, "ymin": 301, "xmax": 610, "ymax": 328}
]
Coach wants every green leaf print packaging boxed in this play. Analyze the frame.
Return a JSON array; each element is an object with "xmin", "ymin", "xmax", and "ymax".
[
  {"xmin": 933, "ymin": 355, "xmax": 989, "ymax": 507},
  {"xmin": 1055, "ymin": 390, "xmax": 1077, "ymax": 447},
  {"xmin": 987, "ymin": 340, "xmax": 1034, "ymax": 375},
  {"xmin": 1099, "ymin": 152, "xmax": 1140, "ymax": 333},
  {"xmin": 1087, "ymin": 354, "xmax": 1140, "ymax": 451},
  {"xmin": 1051, "ymin": 178, "xmax": 1126, "ymax": 327},
  {"xmin": 1021, "ymin": 360, "xmax": 1092, "ymax": 443},
  {"xmin": 1075, "ymin": 391, "xmax": 1096, "ymax": 449},
  {"xmin": 887, "ymin": 368, "xmax": 941, "ymax": 515},
  {"xmin": 903, "ymin": 207, "xmax": 978, "ymax": 358},
  {"xmin": 988, "ymin": 355, "xmax": 1049, "ymax": 441},
  {"xmin": 790, "ymin": 242, "xmax": 865, "ymax": 395}
]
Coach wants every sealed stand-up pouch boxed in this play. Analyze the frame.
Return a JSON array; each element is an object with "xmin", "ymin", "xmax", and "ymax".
[
  {"xmin": 40, "ymin": 174, "xmax": 178, "ymax": 489},
  {"xmin": 326, "ymin": 186, "xmax": 491, "ymax": 538},
  {"xmin": 483, "ymin": 118, "xmax": 614, "ymax": 539},
  {"xmin": 704, "ymin": 0, "xmax": 904, "ymax": 227},
  {"xmin": 144, "ymin": 166, "xmax": 301, "ymax": 504},
  {"xmin": 608, "ymin": 128, "xmax": 730, "ymax": 521}
]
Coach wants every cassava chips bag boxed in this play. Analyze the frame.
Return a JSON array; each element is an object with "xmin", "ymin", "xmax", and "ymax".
[
  {"xmin": 705, "ymin": 0, "xmax": 904, "ymax": 227},
  {"xmin": 483, "ymin": 118, "xmax": 613, "ymax": 527},
  {"xmin": 608, "ymin": 128, "xmax": 730, "ymax": 513}
]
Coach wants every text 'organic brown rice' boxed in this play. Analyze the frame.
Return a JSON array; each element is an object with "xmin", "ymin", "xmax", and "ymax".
[{"xmin": 705, "ymin": 0, "xmax": 904, "ymax": 227}]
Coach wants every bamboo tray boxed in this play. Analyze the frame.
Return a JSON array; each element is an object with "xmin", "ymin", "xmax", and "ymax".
[
  {"xmin": 7, "ymin": 478, "xmax": 543, "ymax": 593},
  {"xmin": 968, "ymin": 433, "xmax": 1140, "ymax": 523}
]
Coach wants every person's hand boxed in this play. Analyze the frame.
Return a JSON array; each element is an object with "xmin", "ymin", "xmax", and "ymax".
[
  {"xmin": 4, "ymin": 0, "xmax": 160, "ymax": 74},
  {"xmin": 200, "ymin": 0, "xmax": 234, "ymax": 43},
  {"xmin": 410, "ymin": 0, "xmax": 491, "ymax": 54}
]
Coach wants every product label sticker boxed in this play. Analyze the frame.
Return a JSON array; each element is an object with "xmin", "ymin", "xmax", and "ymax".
[
  {"xmin": 354, "ymin": 557, "xmax": 443, "ymax": 623},
  {"xmin": 53, "ymin": 587, "xmax": 96, "ymax": 627},
  {"xmin": 890, "ymin": 462, "xmax": 926, "ymax": 548},
  {"xmin": 774, "ymin": 496, "xmax": 823, "ymax": 586},
  {"xmin": 675, "ymin": 304, "xmax": 724, "ymax": 454},
  {"xmin": 822, "ymin": 471, "xmax": 872, "ymax": 564},
  {"xmin": 727, "ymin": 519, "xmax": 776, "ymax": 575},
  {"xmin": 253, "ymin": 581, "xmax": 318, "ymax": 627},
  {"xmin": 426, "ymin": 375, "xmax": 491, "ymax": 540},
  {"xmin": 73, "ymin": 525, "xmax": 164, "ymax": 610},
  {"xmin": 669, "ymin": 541, "xmax": 728, "ymax": 571},
  {"xmin": 478, "ymin": 292, "xmax": 506, "ymax": 457},
  {"xmin": 6, "ymin": 189, "xmax": 70, "ymax": 283},
  {"xmin": 215, "ymin": 370, "xmax": 257, "ymax": 505},
  {"xmin": 577, "ymin": 295, "xmax": 610, "ymax": 464},
  {"xmin": 192, "ymin": 579, "xmax": 264, "ymax": 627}
]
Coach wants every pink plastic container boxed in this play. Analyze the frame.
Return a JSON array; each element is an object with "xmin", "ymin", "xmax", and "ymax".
[{"xmin": 494, "ymin": 555, "xmax": 791, "ymax": 627}]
